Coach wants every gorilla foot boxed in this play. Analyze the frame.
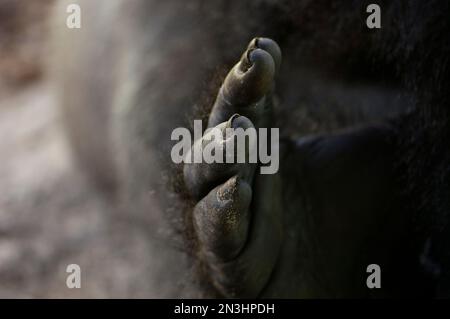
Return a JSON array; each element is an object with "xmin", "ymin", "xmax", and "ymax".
[{"xmin": 184, "ymin": 38, "xmax": 283, "ymax": 298}]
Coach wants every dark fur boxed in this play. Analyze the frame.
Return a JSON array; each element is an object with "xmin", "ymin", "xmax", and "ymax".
[{"xmin": 54, "ymin": 0, "xmax": 450, "ymax": 297}]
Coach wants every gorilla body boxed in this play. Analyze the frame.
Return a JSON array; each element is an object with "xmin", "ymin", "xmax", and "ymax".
[{"xmin": 52, "ymin": 0, "xmax": 450, "ymax": 297}]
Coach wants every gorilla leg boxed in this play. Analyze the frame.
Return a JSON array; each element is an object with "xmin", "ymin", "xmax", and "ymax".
[{"xmin": 53, "ymin": 0, "xmax": 449, "ymax": 298}]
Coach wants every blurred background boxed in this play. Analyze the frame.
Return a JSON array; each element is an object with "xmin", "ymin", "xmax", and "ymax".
[{"xmin": 0, "ymin": 0, "xmax": 160, "ymax": 298}]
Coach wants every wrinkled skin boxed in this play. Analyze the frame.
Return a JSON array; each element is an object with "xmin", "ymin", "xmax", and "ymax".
[
  {"xmin": 183, "ymin": 38, "xmax": 408, "ymax": 298},
  {"xmin": 53, "ymin": 0, "xmax": 449, "ymax": 298}
]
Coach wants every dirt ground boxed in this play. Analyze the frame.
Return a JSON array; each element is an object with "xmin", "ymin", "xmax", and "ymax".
[
  {"xmin": 0, "ymin": 1, "xmax": 164, "ymax": 298},
  {"xmin": 0, "ymin": 81, "xmax": 149, "ymax": 298}
]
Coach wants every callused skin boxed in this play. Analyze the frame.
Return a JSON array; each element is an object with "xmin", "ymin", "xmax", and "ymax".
[
  {"xmin": 183, "ymin": 38, "xmax": 408, "ymax": 298},
  {"xmin": 184, "ymin": 38, "xmax": 283, "ymax": 298}
]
